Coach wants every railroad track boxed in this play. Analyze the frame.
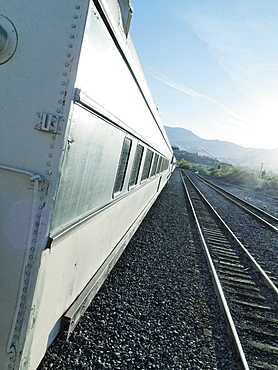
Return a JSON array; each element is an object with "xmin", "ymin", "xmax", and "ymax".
[
  {"xmin": 187, "ymin": 171, "xmax": 278, "ymax": 232},
  {"xmin": 180, "ymin": 170, "xmax": 278, "ymax": 370}
]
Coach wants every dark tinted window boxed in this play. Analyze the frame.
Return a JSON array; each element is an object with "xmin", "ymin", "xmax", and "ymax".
[
  {"xmin": 129, "ymin": 144, "xmax": 144, "ymax": 188},
  {"xmin": 160, "ymin": 158, "xmax": 169, "ymax": 172},
  {"xmin": 150, "ymin": 153, "xmax": 159, "ymax": 177},
  {"xmin": 113, "ymin": 138, "xmax": 132, "ymax": 194},
  {"xmin": 156, "ymin": 156, "xmax": 162, "ymax": 174},
  {"xmin": 141, "ymin": 149, "xmax": 153, "ymax": 181}
]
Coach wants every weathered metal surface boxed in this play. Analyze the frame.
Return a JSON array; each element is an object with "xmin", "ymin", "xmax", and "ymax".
[
  {"xmin": 0, "ymin": 1, "xmax": 90, "ymax": 368},
  {"xmin": 0, "ymin": 1, "xmax": 173, "ymax": 369},
  {"xmin": 0, "ymin": 14, "xmax": 18, "ymax": 64}
]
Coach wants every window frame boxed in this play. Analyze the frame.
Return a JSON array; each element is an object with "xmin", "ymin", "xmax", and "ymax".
[
  {"xmin": 113, "ymin": 137, "xmax": 132, "ymax": 196},
  {"xmin": 128, "ymin": 143, "xmax": 144, "ymax": 189},
  {"xmin": 141, "ymin": 149, "xmax": 154, "ymax": 182},
  {"xmin": 150, "ymin": 153, "xmax": 159, "ymax": 177}
]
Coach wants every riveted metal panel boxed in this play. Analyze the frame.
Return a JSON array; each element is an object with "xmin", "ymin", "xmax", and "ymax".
[
  {"xmin": 0, "ymin": 1, "xmax": 90, "ymax": 369},
  {"xmin": 0, "ymin": 1, "xmax": 173, "ymax": 369}
]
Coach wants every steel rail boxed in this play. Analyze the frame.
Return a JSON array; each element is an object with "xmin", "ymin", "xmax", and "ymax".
[
  {"xmin": 180, "ymin": 170, "xmax": 250, "ymax": 370},
  {"xmin": 182, "ymin": 170, "xmax": 278, "ymax": 297},
  {"xmin": 190, "ymin": 171, "xmax": 278, "ymax": 232}
]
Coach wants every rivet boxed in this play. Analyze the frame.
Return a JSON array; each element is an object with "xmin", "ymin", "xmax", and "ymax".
[
  {"xmin": 70, "ymin": 34, "xmax": 74, "ymax": 39},
  {"xmin": 27, "ymin": 263, "xmax": 32, "ymax": 268},
  {"xmin": 30, "ymin": 247, "xmax": 35, "ymax": 251},
  {"xmin": 58, "ymin": 99, "xmax": 62, "ymax": 103},
  {"xmin": 48, "ymin": 153, "xmax": 52, "ymax": 157},
  {"xmin": 37, "ymin": 214, "xmax": 41, "ymax": 218},
  {"xmin": 52, "ymin": 136, "xmax": 55, "ymax": 140},
  {"xmin": 63, "ymin": 72, "xmax": 67, "ymax": 76},
  {"xmin": 68, "ymin": 44, "xmax": 73, "ymax": 48},
  {"xmin": 32, "ymin": 239, "xmax": 36, "ymax": 243},
  {"xmin": 76, "ymin": 5, "xmax": 80, "ymax": 9},
  {"xmin": 72, "ymin": 24, "xmax": 76, "ymax": 28},
  {"xmin": 60, "ymin": 90, "xmax": 64, "ymax": 94},
  {"xmin": 45, "ymin": 171, "xmax": 49, "ymax": 175},
  {"xmin": 57, "ymin": 109, "xmax": 61, "ymax": 113},
  {"xmin": 67, "ymin": 53, "xmax": 71, "ymax": 57},
  {"xmin": 61, "ymin": 81, "xmax": 66, "ymax": 85},
  {"xmin": 34, "ymin": 229, "xmax": 38, "ymax": 233},
  {"xmin": 29, "ymin": 255, "xmax": 33, "ymax": 259},
  {"xmin": 21, "ymin": 295, "xmax": 26, "ymax": 299},
  {"xmin": 40, "ymin": 197, "xmax": 44, "ymax": 201},
  {"xmin": 35, "ymin": 222, "xmax": 39, "ymax": 226},
  {"xmin": 23, "ymin": 287, "xmax": 27, "ymax": 291},
  {"xmin": 50, "ymin": 144, "xmax": 54, "ymax": 148},
  {"xmin": 46, "ymin": 162, "xmax": 50, "ymax": 166}
]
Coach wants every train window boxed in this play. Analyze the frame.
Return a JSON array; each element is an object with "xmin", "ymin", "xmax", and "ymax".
[
  {"xmin": 141, "ymin": 149, "xmax": 153, "ymax": 181},
  {"xmin": 161, "ymin": 158, "xmax": 164, "ymax": 172},
  {"xmin": 113, "ymin": 137, "xmax": 132, "ymax": 194},
  {"xmin": 150, "ymin": 153, "xmax": 159, "ymax": 177},
  {"xmin": 129, "ymin": 144, "xmax": 144, "ymax": 188},
  {"xmin": 161, "ymin": 158, "xmax": 169, "ymax": 172},
  {"xmin": 156, "ymin": 156, "xmax": 162, "ymax": 174},
  {"xmin": 161, "ymin": 158, "xmax": 165, "ymax": 172}
]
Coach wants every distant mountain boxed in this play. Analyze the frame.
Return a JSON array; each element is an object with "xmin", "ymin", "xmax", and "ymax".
[{"xmin": 165, "ymin": 126, "xmax": 278, "ymax": 171}]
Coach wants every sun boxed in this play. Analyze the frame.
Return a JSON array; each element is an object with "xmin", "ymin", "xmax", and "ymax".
[{"xmin": 246, "ymin": 97, "xmax": 278, "ymax": 149}]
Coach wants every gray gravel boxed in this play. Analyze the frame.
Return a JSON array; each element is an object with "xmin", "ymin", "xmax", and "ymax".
[
  {"xmin": 206, "ymin": 177, "xmax": 278, "ymax": 218},
  {"xmin": 190, "ymin": 174, "xmax": 278, "ymax": 283},
  {"xmin": 39, "ymin": 170, "xmax": 238, "ymax": 370}
]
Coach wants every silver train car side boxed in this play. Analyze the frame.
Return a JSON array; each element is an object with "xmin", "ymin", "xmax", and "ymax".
[{"xmin": 0, "ymin": 1, "xmax": 174, "ymax": 369}]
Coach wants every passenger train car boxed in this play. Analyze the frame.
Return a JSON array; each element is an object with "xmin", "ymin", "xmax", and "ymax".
[{"xmin": 0, "ymin": 1, "xmax": 174, "ymax": 368}]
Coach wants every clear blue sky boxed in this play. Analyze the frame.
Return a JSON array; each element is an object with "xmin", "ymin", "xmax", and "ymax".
[{"xmin": 130, "ymin": 0, "xmax": 278, "ymax": 149}]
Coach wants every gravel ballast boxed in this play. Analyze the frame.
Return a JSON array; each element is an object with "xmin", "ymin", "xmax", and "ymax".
[
  {"xmin": 39, "ymin": 170, "xmax": 238, "ymax": 369},
  {"xmin": 191, "ymin": 174, "xmax": 278, "ymax": 281},
  {"xmin": 206, "ymin": 177, "xmax": 278, "ymax": 218}
]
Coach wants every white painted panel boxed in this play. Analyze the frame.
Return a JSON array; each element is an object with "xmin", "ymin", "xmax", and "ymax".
[
  {"xmin": 75, "ymin": 1, "xmax": 171, "ymax": 155},
  {"xmin": 24, "ymin": 177, "xmax": 167, "ymax": 369},
  {"xmin": 0, "ymin": 1, "xmax": 90, "ymax": 368}
]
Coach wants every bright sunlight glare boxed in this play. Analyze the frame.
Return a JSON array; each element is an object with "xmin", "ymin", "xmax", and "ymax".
[{"xmin": 246, "ymin": 97, "xmax": 278, "ymax": 149}]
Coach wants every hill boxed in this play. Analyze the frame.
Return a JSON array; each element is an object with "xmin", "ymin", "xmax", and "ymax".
[{"xmin": 165, "ymin": 126, "xmax": 278, "ymax": 171}]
